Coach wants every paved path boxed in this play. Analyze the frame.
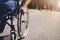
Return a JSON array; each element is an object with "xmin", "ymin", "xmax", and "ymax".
[
  {"xmin": 0, "ymin": 9, "xmax": 60, "ymax": 40},
  {"xmin": 24, "ymin": 11, "xmax": 60, "ymax": 40}
]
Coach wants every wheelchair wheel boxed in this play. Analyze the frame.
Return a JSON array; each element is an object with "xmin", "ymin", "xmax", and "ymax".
[{"xmin": 17, "ymin": 12, "xmax": 29, "ymax": 39}]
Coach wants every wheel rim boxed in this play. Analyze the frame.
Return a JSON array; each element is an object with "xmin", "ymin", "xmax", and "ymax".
[
  {"xmin": 18, "ymin": 12, "xmax": 29, "ymax": 39},
  {"xmin": 21, "ymin": 13, "xmax": 29, "ymax": 38}
]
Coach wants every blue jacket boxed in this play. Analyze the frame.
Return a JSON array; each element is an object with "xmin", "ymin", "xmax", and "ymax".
[{"xmin": 0, "ymin": 0, "xmax": 17, "ymax": 17}]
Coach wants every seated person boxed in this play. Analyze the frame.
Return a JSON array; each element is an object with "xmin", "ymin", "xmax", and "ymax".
[{"xmin": 0, "ymin": 0, "xmax": 31, "ymax": 33}]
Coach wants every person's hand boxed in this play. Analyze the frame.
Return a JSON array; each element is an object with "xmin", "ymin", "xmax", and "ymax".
[{"xmin": 21, "ymin": 6, "xmax": 28, "ymax": 13}]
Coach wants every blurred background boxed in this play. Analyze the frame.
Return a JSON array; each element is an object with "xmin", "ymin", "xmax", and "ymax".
[{"xmin": 28, "ymin": 0, "xmax": 60, "ymax": 11}]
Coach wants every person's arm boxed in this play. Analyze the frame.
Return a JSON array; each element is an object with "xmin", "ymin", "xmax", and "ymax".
[
  {"xmin": 22, "ymin": 0, "xmax": 31, "ymax": 12},
  {"xmin": 23, "ymin": 0, "xmax": 31, "ymax": 7}
]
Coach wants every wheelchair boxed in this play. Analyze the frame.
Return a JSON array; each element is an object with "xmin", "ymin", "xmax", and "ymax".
[{"xmin": 0, "ymin": 0, "xmax": 29, "ymax": 40}]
